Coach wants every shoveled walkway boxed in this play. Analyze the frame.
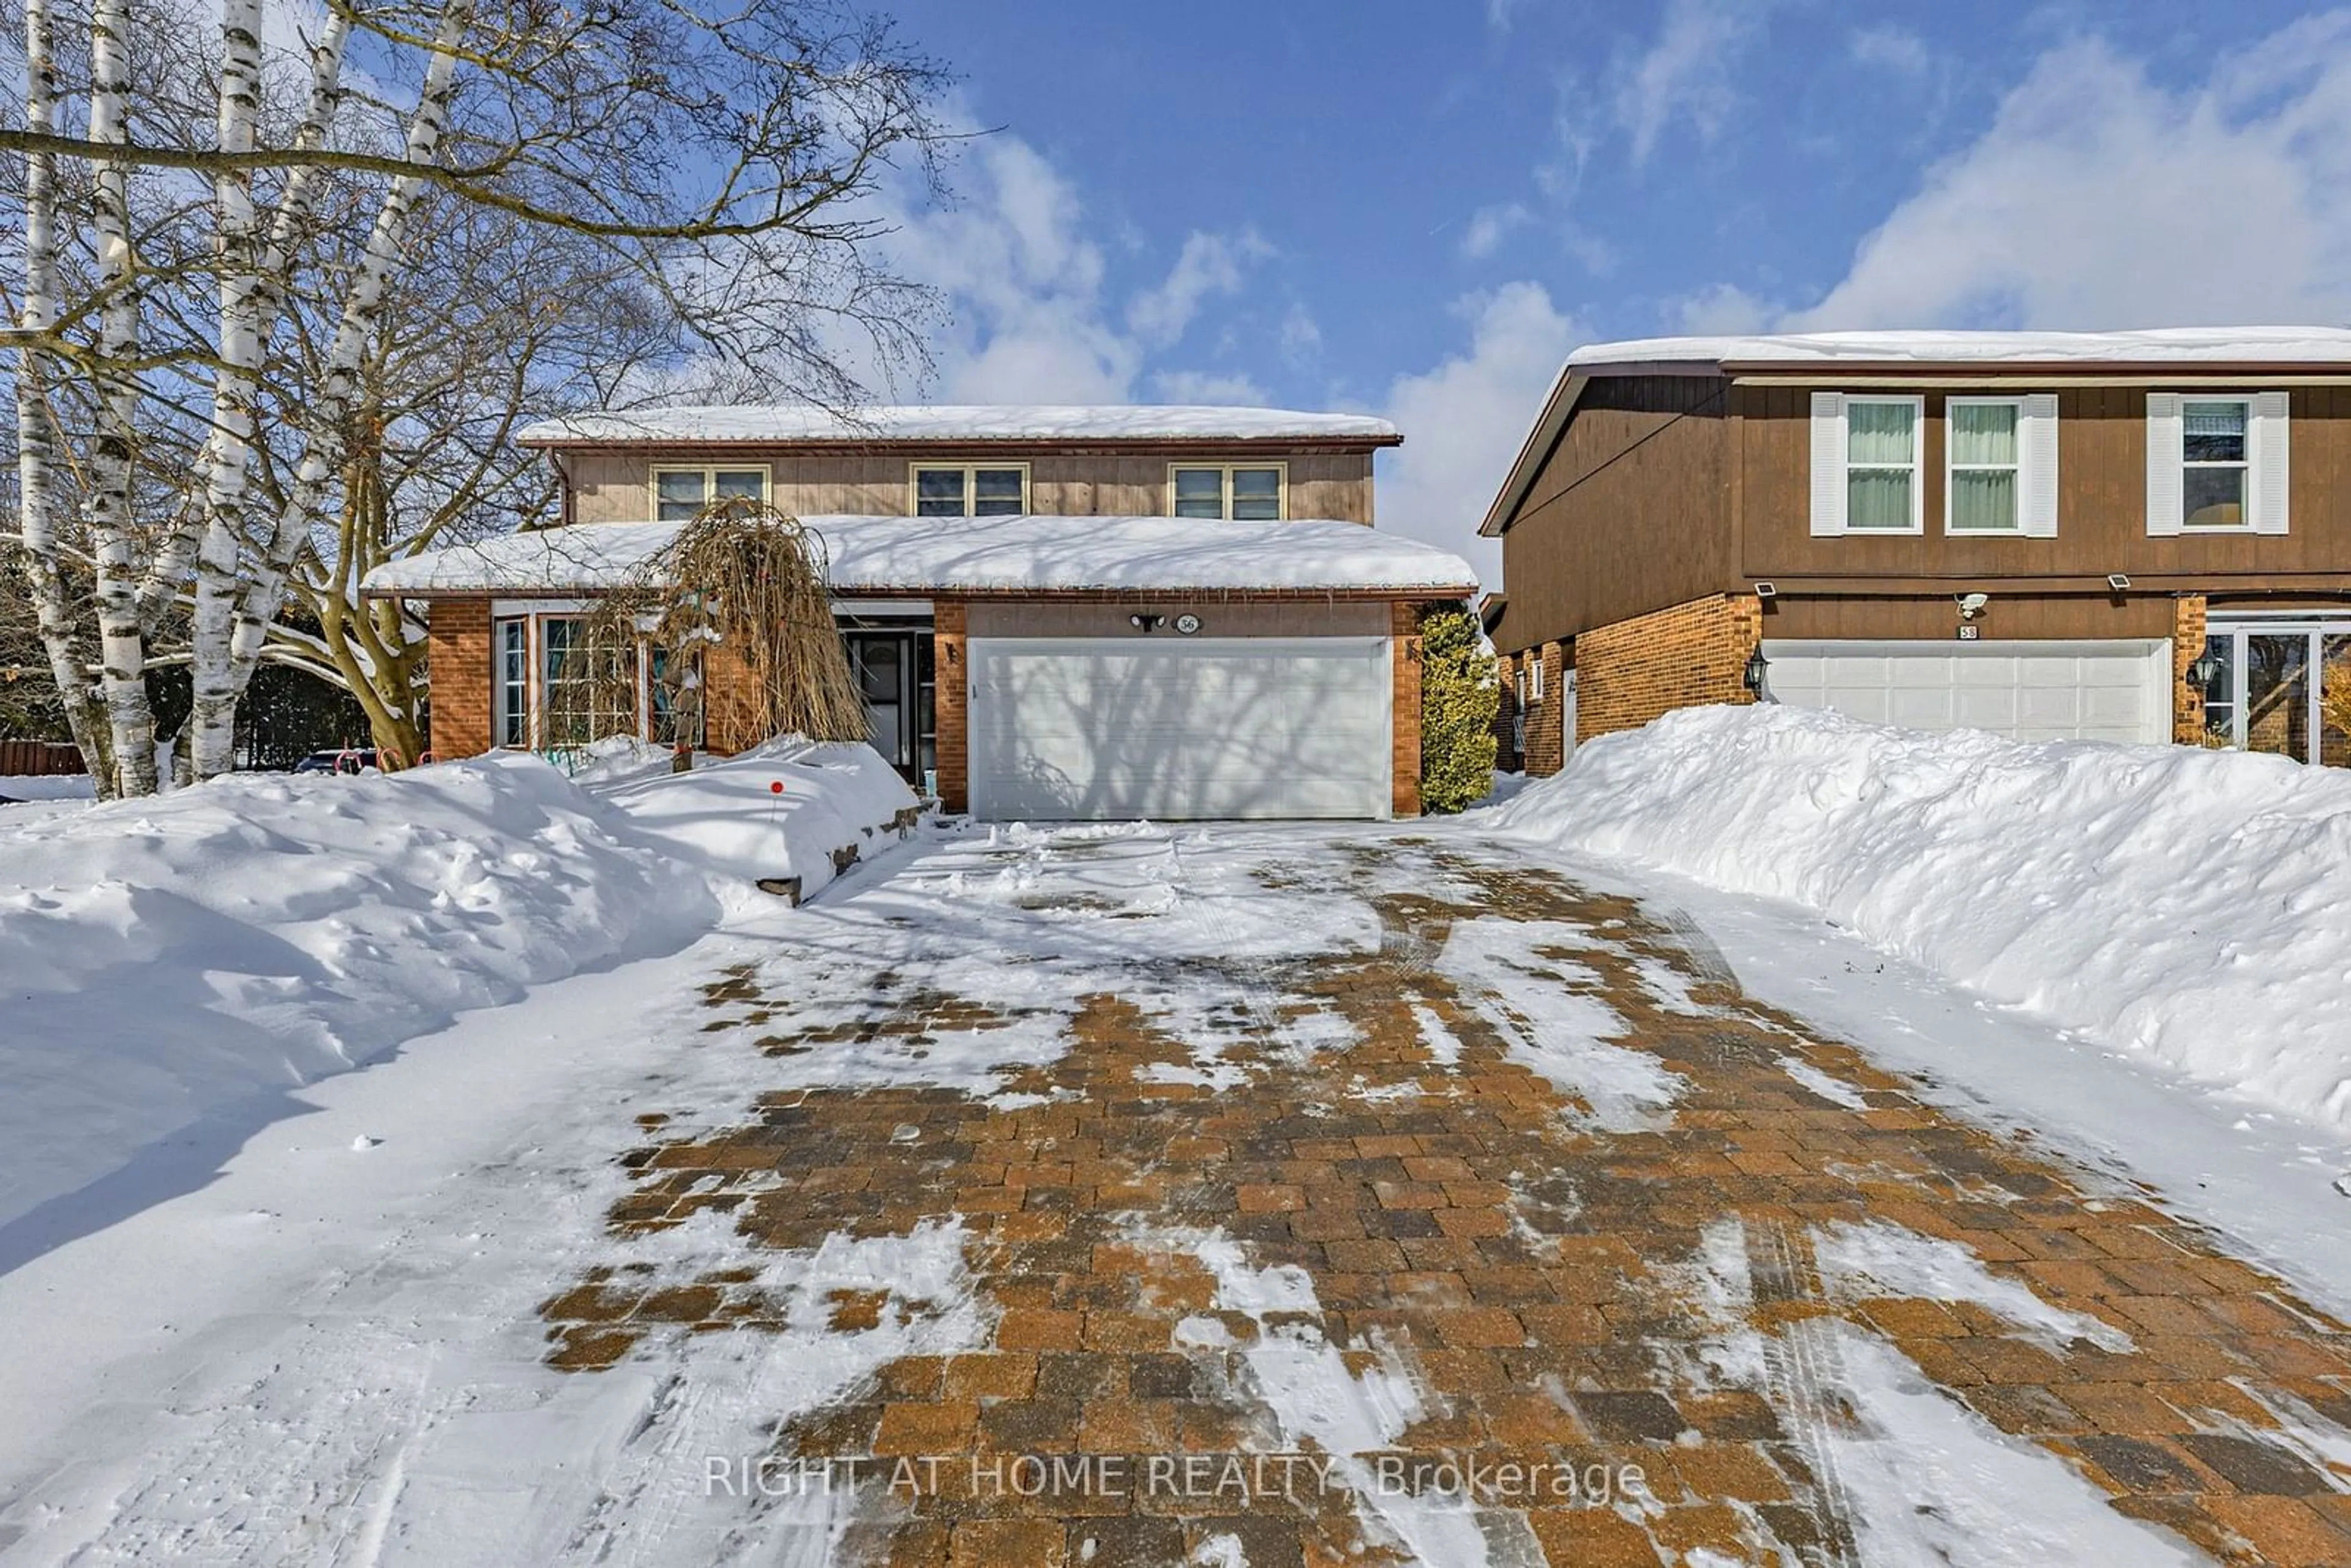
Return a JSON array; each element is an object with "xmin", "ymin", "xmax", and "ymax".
[{"xmin": 543, "ymin": 825, "xmax": 2351, "ymax": 1566}]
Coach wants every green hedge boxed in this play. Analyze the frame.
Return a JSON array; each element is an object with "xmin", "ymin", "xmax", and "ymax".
[{"xmin": 1419, "ymin": 606, "xmax": 1498, "ymax": 814}]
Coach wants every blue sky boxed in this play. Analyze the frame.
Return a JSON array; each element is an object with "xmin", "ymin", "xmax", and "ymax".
[{"xmin": 872, "ymin": 1, "xmax": 2351, "ymax": 574}]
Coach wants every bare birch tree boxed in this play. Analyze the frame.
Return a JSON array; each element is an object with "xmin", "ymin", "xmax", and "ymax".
[{"xmin": 4, "ymin": 0, "xmax": 950, "ymax": 795}]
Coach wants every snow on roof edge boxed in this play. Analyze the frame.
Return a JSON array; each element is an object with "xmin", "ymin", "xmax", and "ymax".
[
  {"xmin": 361, "ymin": 514, "xmax": 1479, "ymax": 599},
  {"xmin": 517, "ymin": 403, "xmax": 1401, "ymax": 446},
  {"xmin": 1564, "ymin": 326, "xmax": 2351, "ymax": 369}
]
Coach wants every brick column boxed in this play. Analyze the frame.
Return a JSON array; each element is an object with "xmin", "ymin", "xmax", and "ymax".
[
  {"xmin": 425, "ymin": 597, "xmax": 492, "ymax": 759},
  {"xmin": 1491, "ymin": 651, "xmax": 1521, "ymax": 772},
  {"xmin": 1524, "ymin": 640, "xmax": 1567, "ymax": 776},
  {"xmin": 1391, "ymin": 601, "xmax": 1423, "ymax": 819},
  {"xmin": 2172, "ymin": 594, "xmax": 2210, "ymax": 745},
  {"xmin": 934, "ymin": 601, "xmax": 969, "ymax": 813}
]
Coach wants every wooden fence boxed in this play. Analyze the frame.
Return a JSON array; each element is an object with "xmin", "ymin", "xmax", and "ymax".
[{"xmin": 0, "ymin": 738, "xmax": 85, "ymax": 776}]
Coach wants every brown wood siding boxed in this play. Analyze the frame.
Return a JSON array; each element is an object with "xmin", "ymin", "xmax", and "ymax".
[
  {"xmin": 563, "ymin": 448, "xmax": 1374, "ymax": 524},
  {"xmin": 1738, "ymin": 383, "xmax": 2351, "ymax": 581},
  {"xmin": 1759, "ymin": 593, "xmax": 2177, "ymax": 642},
  {"xmin": 1491, "ymin": 375, "xmax": 1731, "ymax": 653}
]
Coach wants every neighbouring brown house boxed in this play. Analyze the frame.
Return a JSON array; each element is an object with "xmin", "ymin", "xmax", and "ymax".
[
  {"xmin": 361, "ymin": 406, "xmax": 1479, "ymax": 820},
  {"xmin": 1482, "ymin": 328, "xmax": 2351, "ymax": 773}
]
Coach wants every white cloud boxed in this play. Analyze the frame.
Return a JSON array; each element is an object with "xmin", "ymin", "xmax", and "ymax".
[
  {"xmin": 1673, "ymin": 280, "xmax": 1775, "ymax": 334},
  {"xmin": 1616, "ymin": 0, "xmax": 1761, "ymax": 165},
  {"xmin": 1849, "ymin": 24, "xmax": 1929, "ymax": 77},
  {"xmin": 1376, "ymin": 282, "xmax": 1580, "ymax": 585},
  {"xmin": 841, "ymin": 131, "xmax": 1279, "ymax": 403},
  {"xmin": 1127, "ymin": 230, "xmax": 1272, "ymax": 348},
  {"xmin": 1278, "ymin": 304, "xmax": 1323, "ymax": 366},
  {"xmin": 1152, "ymin": 369, "xmax": 1269, "ymax": 404},
  {"xmin": 864, "ymin": 135, "xmax": 1137, "ymax": 401},
  {"xmin": 1460, "ymin": 202, "xmax": 1530, "ymax": 260},
  {"xmin": 1794, "ymin": 21, "xmax": 2351, "ymax": 329}
]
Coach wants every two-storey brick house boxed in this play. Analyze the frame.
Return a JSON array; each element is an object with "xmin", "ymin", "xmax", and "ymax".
[
  {"xmin": 1482, "ymin": 329, "xmax": 2351, "ymax": 771},
  {"xmin": 364, "ymin": 406, "xmax": 1477, "ymax": 820}
]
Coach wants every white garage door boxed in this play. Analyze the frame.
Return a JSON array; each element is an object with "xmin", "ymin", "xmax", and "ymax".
[
  {"xmin": 1760, "ymin": 638, "xmax": 2171, "ymax": 744},
  {"xmin": 968, "ymin": 637, "xmax": 1391, "ymax": 821}
]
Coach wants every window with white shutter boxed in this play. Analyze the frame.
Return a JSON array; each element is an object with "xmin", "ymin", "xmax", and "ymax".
[
  {"xmin": 2146, "ymin": 394, "xmax": 2184, "ymax": 536},
  {"xmin": 1943, "ymin": 394, "xmax": 2060, "ymax": 537},
  {"xmin": 2149, "ymin": 392, "xmax": 2290, "ymax": 535},
  {"xmin": 1811, "ymin": 393, "xmax": 1924, "ymax": 535}
]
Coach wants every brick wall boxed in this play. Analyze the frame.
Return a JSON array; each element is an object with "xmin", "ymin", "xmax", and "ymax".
[
  {"xmin": 1491, "ymin": 651, "xmax": 1521, "ymax": 772},
  {"xmin": 1391, "ymin": 601, "xmax": 1423, "ymax": 819},
  {"xmin": 2172, "ymin": 594, "xmax": 2210, "ymax": 745},
  {"xmin": 1575, "ymin": 593, "xmax": 1761, "ymax": 744},
  {"xmin": 1521, "ymin": 640, "xmax": 1568, "ymax": 776},
  {"xmin": 426, "ymin": 598, "xmax": 492, "ymax": 759},
  {"xmin": 934, "ymin": 602, "xmax": 968, "ymax": 814}
]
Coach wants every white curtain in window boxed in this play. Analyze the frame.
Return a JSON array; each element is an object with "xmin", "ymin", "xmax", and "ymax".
[{"xmin": 1846, "ymin": 401, "xmax": 1915, "ymax": 463}]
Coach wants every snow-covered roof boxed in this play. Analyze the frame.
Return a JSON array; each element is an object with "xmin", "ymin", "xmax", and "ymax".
[
  {"xmin": 1567, "ymin": 326, "xmax": 2351, "ymax": 369},
  {"xmin": 361, "ymin": 514, "xmax": 1477, "ymax": 598},
  {"xmin": 516, "ymin": 405, "xmax": 1401, "ymax": 446}
]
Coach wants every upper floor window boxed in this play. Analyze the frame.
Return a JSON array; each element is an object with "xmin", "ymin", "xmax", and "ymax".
[
  {"xmin": 1812, "ymin": 392, "xmax": 2057, "ymax": 538},
  {"xmin": 2148, "ymin": 392, "xmax": 2289, "ymax": 536},
  {"xmin": 912, "ymin": 463, "xmax": 1027, "ymax": 516},
  {"xmin": 2183, "ymin": 400, "xmax": 2249, "ymax": 527},
  {"xmin": 1947, "ymin": 399, "xmax": 2020, "ymax": 533},
  {"xmin": 1171, "ymin": 463, "xmax": 1285, "ymax": 521},
  {"xmin": 1842, "ymin": 397, "xmax": 1922, "ymax": 533},
  {"xmin": 1945, "ymin": 394, "xmax": 2057, "ymax": 536},
  {"xmin": 654, "ymin": 465, "xmax": 767, "ymax": 522}
]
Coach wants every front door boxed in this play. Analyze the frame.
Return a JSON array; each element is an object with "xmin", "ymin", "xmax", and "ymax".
[
  {"xmin": 2199, "ymin": 617, "xmax": 2351, "ymax": 765},
  {"xmin": 843, "ymin": 630, "xmax": 937, "ymax": 788}
]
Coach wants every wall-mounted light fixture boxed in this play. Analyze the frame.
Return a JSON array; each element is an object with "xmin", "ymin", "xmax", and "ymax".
[
  {"xmin": 1752, "ymin": 581, "xmax": 1777, "ymax": 602},
  {"xmin": 2187, "ymin": 645, "xmax": 2221, "ymax": 690},
  {"xmin": 1128, "ymin": 613, "xmax": 1164, "ymax": 632},
  {"xmin": 1956, "ymin": 591, "xmax": 1990, "ymax": 620},
  {"xmin": 1742, "ymin": 647, "xmax": 1770, "ymax": 697},
  {"xmin": 2106, "ymin": 572, "xmax": 2132, "ymax": 592}
]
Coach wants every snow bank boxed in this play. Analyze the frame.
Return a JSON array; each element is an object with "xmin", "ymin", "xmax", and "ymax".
[
  {"xmin": 590, "ymin": 737, "xmax": 918, "ymax": 903},
  {"xmin": 0, "ymin": 756, "xmax": 721, "ymax": 1239},
  {"xmin": 0, "ymin": 741, "xmax": 915, "ymax": 1245},
  {"xmin": 1491, "ymin": 706, "xmax": 2351, "ymax": 1133},
  {"xmin": 0, "ymin": 774, "xmax": 96, "ymax": 803}
]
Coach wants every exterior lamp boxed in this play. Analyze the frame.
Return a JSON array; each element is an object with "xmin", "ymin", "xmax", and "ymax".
[
  {"xmin": 2186, "ymin": 647, "xmax": 2221, "ymax": 691},
  {"xmin": 1742, "ymin": 647, "xmax": 1770, "ymax": 698}
]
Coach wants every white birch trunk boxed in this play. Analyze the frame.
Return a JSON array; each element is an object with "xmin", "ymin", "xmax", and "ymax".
[
  {"xmin": 216, "ymin": 0, "xmax": 473, "ymax": 724},
  {"xmin": 133, "ymin": 10, "xmax": 350, "ymax": 645},
  {"xmin": 12, "ymin": 0, "xmax": 112, "ymax": 785},
  {"xmin": 84, "ymin": 0, "xmax": 158, "ymax": 796},
  {"xmin": 183, "ymin": 0, "xmax": 267, "ymax": 781}
]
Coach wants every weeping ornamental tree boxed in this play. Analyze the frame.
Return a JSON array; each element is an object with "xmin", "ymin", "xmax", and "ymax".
[
  {"xmin": 3, "ymin": 0, "xmax": 951, "ymax": 797},
  {"xmin": 571, "ymin": 500, "xmax": 868, "ymax": 754}
]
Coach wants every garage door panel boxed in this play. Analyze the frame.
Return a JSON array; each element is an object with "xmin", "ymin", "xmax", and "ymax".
[
  {"xmin": 1761, "ymin": 639, "xmax": 2167, "ymax": 745},
  {"xmin": 969, "ymin": 638, "xmax": 1390, "ymax": 822}
]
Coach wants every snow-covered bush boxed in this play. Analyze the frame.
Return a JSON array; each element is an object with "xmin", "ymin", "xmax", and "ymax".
[{"xmin": 1417, "ymin": 607, "xmax": 1498, "ymax": 815}]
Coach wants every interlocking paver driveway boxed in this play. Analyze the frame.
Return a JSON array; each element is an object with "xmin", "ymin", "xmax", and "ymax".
[{"xmin": 545, "ymin": 825, "xmax": 2351, "ymax": 1566}]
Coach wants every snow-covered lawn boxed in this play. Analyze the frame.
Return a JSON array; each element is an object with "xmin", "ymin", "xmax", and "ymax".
[
  {"xmin": 1496, "ymin": 705, "xmax": 2351, "ymax": 1136},
  {"xmin": 0, "ymin": 745, "xmax": 913, "ymax": 1262}
]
